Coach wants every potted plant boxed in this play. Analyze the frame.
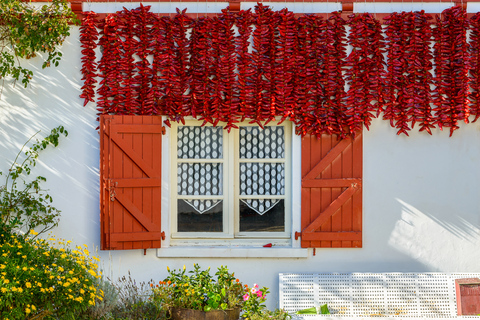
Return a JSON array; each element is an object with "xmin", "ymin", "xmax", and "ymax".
[{"xmin": 151, "ymin": 264, "xmax": 267, "ymax": 320}]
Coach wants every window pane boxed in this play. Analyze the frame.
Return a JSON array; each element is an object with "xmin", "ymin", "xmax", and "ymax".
[
  {"xmin": 178, "ymin": 200, "xmax": 223, "ymax": 232},
  {"xmin": 178, "ymin": 163, "xmax": 223, "ymax": 196},
  {"xmin": 239, "ymin": 126, "xmax": 285, "ymax": 159},
  {"xmin": 177, "ymin": 126, "xmax": 223, "ymax": 159},
  {"xmin": 239, "ymin": 200, "xmax": 285, "ymax": 232},
  {"xmin": 239, "ymin": 163, "xmax": 285, "ymax": 196}
]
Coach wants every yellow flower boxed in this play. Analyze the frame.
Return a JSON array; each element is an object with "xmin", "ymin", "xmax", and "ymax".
[
  {"xmin": 0, "ymin": 265, "xmax": 5, "ymax": 269},
  {"xmin": 80, "ymin": 288, "xmax": 85, "ymax": 294},
  {"xmin": 22, "ymin": 267, "xmax": 27, "ymax": 271},
  {"xmin": 29, "ymin": 230, "xmax": 38, "ymax": 236},
  {"xmin": 4, "ymin": 279, "xmax": 9, "ymax": 284},
  {"xmin": 1, "ymin": 288, "xmax": 6, "ymax": 293},
  {"xmin": 88, "ymin": 300, "xmax": 95, "ymax": 306},
  {"xmin": 25, "ymin": 308, "xmax": 31, "ymax": 314},
  {"xmin": 58, "ymin": 267, "xmax": 64, "ymax": 272},
  {"xmin": 17, "ymin": 287, "xmax": 23, "ymax": 293},
  {"xmin": 26, "ymin": 282, "xmax": 32, "ymax": 288},
  {"xmin": 31, "ymin": 305, "xmax": 36, "ymax": 311}
]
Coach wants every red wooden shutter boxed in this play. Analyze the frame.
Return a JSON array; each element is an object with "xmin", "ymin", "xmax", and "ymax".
[
  {"xmin": 100, "ymin": 115, "xmax": 164, "ymax": 250},
  {"xmin": 297, "ymin": 132, "xmax": 362, "ymax": 248}
]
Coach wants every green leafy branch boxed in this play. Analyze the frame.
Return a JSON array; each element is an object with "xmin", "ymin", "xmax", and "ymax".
[
  {"xmin": 0, "ymin": 0, "xmax": 78, "ymax": 91},
  {"xmin": 0, "ymin": 126, "xmax": 68, "ymax": 237}
]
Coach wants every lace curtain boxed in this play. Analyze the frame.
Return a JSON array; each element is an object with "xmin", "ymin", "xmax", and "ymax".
[{"xmin": 177, "ymin": 126, "xmax": 285, "ymax": 215}]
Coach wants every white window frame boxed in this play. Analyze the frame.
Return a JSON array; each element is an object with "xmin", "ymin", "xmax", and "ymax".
[{"xmin": 169, "ymin": 119, "xmax": 292, "ymax": 247}]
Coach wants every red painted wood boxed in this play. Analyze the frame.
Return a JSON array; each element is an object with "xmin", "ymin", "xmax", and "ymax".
[
  {"xmin": 456, "ymin": 278, "xmax": 480, "ymax": 315},
  {"xmin": 300, "ymin": 131, "xmax": 362, "ymax": 248},
  {"xmin": 99, "ymin": 115, "xmax": 163, "ymax": 250}
]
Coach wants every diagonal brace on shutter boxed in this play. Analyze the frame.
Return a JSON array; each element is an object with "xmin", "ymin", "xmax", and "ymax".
[{"xmin": 296, "ymin": 182, "xmax": 361, "ymax": 241}]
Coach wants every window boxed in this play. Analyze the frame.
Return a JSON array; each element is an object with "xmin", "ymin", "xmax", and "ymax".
[
  {"xmin": 99, "ymin": 115, "xmax": 362, "ymax": 253},
  {"xmin": 170, "ymin": 120, "xmax": 292, "ymax": 246}
]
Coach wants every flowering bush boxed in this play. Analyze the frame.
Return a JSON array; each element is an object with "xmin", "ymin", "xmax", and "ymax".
[
  {"xmin": 0, "ymin": 230, "xmax": 103, "ymax": 319},
  {"xmin": 151, "ymin": 264, "xmax": 244, "ymax": 313},
  {"xmin": 241, "ymin": 283, "xmax": 268, "ymax": 319}
]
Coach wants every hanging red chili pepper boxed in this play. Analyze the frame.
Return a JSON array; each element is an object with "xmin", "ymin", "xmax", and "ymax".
[
  {"xmin": 410, "ymin": 11, "xmax": 435, "ymax": 134},
  {"xmin": 132, "ymin": 4, "xmax": 156, "ymax": 115},
  {"xmin": 323, "ymin": 12, "xmax": 348, "ymax": 137},
  {"xmin": 97, "ymin": 14, "xmax": 123, "ymax": 115},
  {"xmin": 469, "ymin": 12, "xmax": 480, "ymax": 122},
  {"xmin": 275, "ymin": 8, "xmax": 297, "ymax": 125},
  {"xmin": 79, "ymin": 11, "xmax": 99, "ymax": 107},
  {"xmin": 433, "ymin": 6, "xmax": 470, "ymax": 136},
  {"xmin": 345, "ymin": 13, "xmax": 386, "ymax": 136},
  {"xmin": 189, "ymin": 16, "xmax": 213, "ymax": 123},
  {"xmin": 236, "ymin": 9, "xmax": 254, "ymax": 122},
  {"xmin": 217, "ymin": 8, "xmax": 239, "ymax": 131},
  {"xmin": 115, "ymin": 8, "xmax": 138, "ymax": 114}
]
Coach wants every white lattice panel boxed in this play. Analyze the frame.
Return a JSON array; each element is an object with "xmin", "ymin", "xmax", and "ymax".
[{"xmin": 279, "ymin": 273, "xmax": 480, "ymax": 319}]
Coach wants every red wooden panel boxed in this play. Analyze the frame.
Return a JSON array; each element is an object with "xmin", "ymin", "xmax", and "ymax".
[
  {"xmin": 99, "ymin": 115, "xmax": 163, "ymax": 250},
  {"xmin": 456, "ymin": 278, "xmax": 480, "ymax": 315},
  {"xmin": 299, "ymin": 131, "xmax": 362, "ymax": 248}
]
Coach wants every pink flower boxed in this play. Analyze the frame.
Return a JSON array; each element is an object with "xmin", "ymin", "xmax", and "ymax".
[
  {"xmin": 257, "ymin": 291, "xmax": 262, "ymax": 298},
  {"xmin": 251, "ymin": 287, "xmax": 257, "ymax": 294},
  {"xmin": 243, "ymin": 293, "xmax": 249, "ymax": 301},
  {"xmin": 253, "ymin": 283, "xmax": 258, "ymax": 288}
]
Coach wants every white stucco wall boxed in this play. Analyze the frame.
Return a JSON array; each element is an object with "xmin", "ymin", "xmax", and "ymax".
[{"xmin": 1, "ymin": 17, "xmax": 480, "ymax": 309}]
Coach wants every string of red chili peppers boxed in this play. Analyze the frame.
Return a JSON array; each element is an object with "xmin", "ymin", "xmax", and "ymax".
[
  {"xmin": 345, "ymin": 13, "xmax": 386, "ymax": 136},
  {"xmin": 384, "ymin": 11, "xmax": 434, "ymax": 135},
  {"xmin": 79, "ymin": 11, "xmax": 98, "ymax": 107},
  {"xmin": 433, "ymin": 6, "xmax": 470, "ymax": 136},
  {"xmin": 469, "ymin": 12, "xmax": 480, "ymax": 122}
]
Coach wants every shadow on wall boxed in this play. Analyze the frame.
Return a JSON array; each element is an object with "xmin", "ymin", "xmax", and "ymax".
[
  {"xmin": 388, "ymin": 198, "xmax": 480, "ymax": 271},
  {"xmin": 0, "ymin": 27, "xmax": 101, "ymax": 245}
]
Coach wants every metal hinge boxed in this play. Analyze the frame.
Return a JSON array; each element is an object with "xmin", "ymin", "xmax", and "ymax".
[
  {"xmin": 295, "ymin": 231, "xmax": 302, "ymax": 240},
  {"xmin": 108, "ymin": 179, "xmax": 118, "ymax": 201}
]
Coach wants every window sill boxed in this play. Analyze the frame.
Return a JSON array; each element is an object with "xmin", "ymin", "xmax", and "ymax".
[{"xmin": 156, "ymin": 246, "xmax": 309, "ymax": 258}]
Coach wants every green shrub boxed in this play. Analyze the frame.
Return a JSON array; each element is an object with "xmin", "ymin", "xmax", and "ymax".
[
  {"xmin": 0, "ymin": 231, "xmax": 103, "ymax": 319},
  {"xmin": 0, "ymin": 126, "xmax": 68, "ymax": 237}
]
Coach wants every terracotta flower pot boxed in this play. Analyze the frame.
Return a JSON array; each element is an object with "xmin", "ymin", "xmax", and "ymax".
[{"xmin": 171, "ymin": 307, "xmax": 241, "ymax": 320}]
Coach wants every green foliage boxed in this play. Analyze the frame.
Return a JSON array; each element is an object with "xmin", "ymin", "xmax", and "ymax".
[
  {"xmin": 246, "ymin": 308, "xmax": 291, "ymax": 320},
  {"xmin": 151, "ymin": 264, "xmax": 245, "ymax": 312},
  {"xmin": 110, "ymin": 272, "xmax": 164, "ymax": 320},
  {"xmin": 0, "ymin": 231, "xmax": 103, "ymax": 320},
  {"xmin": 0, "ymin": 0, "xmax": 77, "ymax": 88},
  {"xmin": 76, "ymin": 276, "xmax": 119, "ymax": 320},
  {"xmin": 0, "ymin": 126, "xmax": 68, "ymax": 236}
]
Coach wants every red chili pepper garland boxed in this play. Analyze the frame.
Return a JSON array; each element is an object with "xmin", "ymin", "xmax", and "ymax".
[
  {"xmin": 217, "ymin": 8, "xmax": 239, "ymax": 131},
  {"xmin": 275, "ymin": 8, "xmax": 297, "ymax": 124},
  {"xmin": 384, "ymin": 11, "xmax": 434, "ymax": 135},
  {"xmin": 409, "ymin": 11, "xmax": 435, "ymax": 134},
  {"xmin": 133, "ymin": 5, "xmax": 156, "ymax": 115},
  {"xmin": 236, "ymin": 9, "xmax": 254, "ymax": 122},
  {"xmin": 79, "ymin": 11, "xmax": 99, "ymax": 107},
  {"xmin": 469, "ymin": 12, "xmax": 480, "ymax": 122},
  {"xmin": 433, "ymin": 6, "xmax": 470, "ymax": 136},
  {"xmin": 97, "ymin": 14, "xmax": 123, "ymax": 115},
  {"xmin": 324, "ymin": 13, "xmax": 348, "ymax": 137},
  {"xmin": 345, "ymin": 13, "xmax": 386, "ymax": 136},
  {"xmin": 115, "ymin": 8, "xmax": 137, "ymax": 114},
  {"xmin": 189, "ymin": 17, "xmax": 213, "ymax": 123},
  {"xmin": 82, "ymin": 5, "xmax": 477, "ymax": 137}
]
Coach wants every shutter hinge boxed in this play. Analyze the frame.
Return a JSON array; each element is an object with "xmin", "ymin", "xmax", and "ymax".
[
  {"xmin": 295, "ymin": 231, "xmax": 302, "ymax": 240},
  {"xmin": 108, "ymin": 179, "xmax": 117, "ymax": 201},
  {"xmin": 161, "ymin": 231, "xmax": 166, "ymax": 240},
  {"xmin": 161, "ymin": 126, "xmax": 166, "ymax": 135}
]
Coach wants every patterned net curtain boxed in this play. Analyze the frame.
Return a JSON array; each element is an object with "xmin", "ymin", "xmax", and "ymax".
[
  {"xmin": 177, "ymin": 125, "xmax": 285, "ymax": 215},
  {"xmin": 177, "ymin": 126, "xmax": 223, "ymax": 213},
  {"xmin": 239, "ymin": 126, "xmax": 285, "ymax": 215}
]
